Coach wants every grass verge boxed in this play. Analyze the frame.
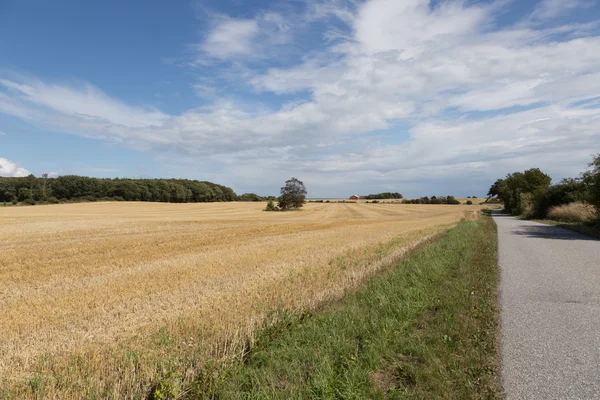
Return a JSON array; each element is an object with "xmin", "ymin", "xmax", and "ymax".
[
  {"xmin": 531, "ymin": 219, "xmax": 600, "ymax": 239},
  {"xmin": 186, "ymin": 216, "xmax": 500, "ymax": 399}
]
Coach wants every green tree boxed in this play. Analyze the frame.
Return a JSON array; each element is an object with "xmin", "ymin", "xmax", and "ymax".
[
  {"xmin": 488, "ymin": 168, "xmax": 552, "ymax": 215},
  {"xmin": 278, "ymin": 177, "xmax": 307, "ymax": 210},
  {"xmin": 583, "ymin": 154, "xmax": 600, "ymax": 212},
  {"xmin": 18, "ymin": 187, "xmax": 33, "ymax": 201},
  {"xmin": 0, "ymin": 180, "xmax": 17, "ymax": 202},
  {"xmin": 39, "ymin": 173, "xmax": 49, "ymax": 200},
  {"xmin": 239, "ymin": 193, "xmax": 264, "ymax": 202},
  {"xmin": 532, "ymin": 178, "xmax": 590, "ymax": 218}
]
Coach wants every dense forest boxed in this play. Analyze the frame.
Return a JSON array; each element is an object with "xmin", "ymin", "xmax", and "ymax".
[{"xmin": 0, "ymin": 175, "xmax": 270, "ymax": 204}]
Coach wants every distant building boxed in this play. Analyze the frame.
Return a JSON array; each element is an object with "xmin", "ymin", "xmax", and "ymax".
[{"xmin": 349, "ymin": 195, "xmax": 360, "ymax": 200}]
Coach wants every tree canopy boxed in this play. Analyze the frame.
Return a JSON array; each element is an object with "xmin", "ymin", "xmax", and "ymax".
[
  {"xmin": 487, "ymin": 168, "xmax": 552, "ymax": 215},
  {"xmin": 488, "ymin": 157, "xmax": 600, "ymax": 219},
  {"xmin": 363, "ymin": 192, "xmax": 403, "ymax": 200},
  {"xmin": 278, "ymin": 177, "xmax": 307, "ymax": 210},
  {"xmin": 0, "ymin": 175, "xmax": 238, "ymax": 203}
]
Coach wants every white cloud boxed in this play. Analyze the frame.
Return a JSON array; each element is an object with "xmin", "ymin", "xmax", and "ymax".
[
  {"xmin": 0, "ymin": 0, "xmax": 599, "ymax": 195},
  {"xmin": 198, "ymin": 12, "xmax": 291, "ymax": 61},
  {"xmin": 353, "ymin": 0, "xmax": 489, "ymax": 57},
  {"xmin": 0, "ymin": 79, "xmax": 167, "ymax": 128},
  {"xmin": 200, "ymin": 18, "xmax": 260, "ymax": 59},
  {"xmin": 0, "ymin": 157, "xmax": 31, "ymax": 177}
]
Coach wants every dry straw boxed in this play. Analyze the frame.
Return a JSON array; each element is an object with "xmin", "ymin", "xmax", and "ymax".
[{"xmin": 0, "ymin": 201, "xmax": 483, "ymax": 398}]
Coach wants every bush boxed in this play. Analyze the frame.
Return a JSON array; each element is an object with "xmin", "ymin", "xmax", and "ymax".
[
  {"xmin": 113, "ymin": 196, "xmax": 125, "ymax": 201},
  {"xmin": 264, "ymin": 200, "xmax": 278, "ymax": 211},
  {"xmin": 446, "ymin": 196, "xmax": 460, "ymax": 205},
  {"xmin": 532, "ymin": 179, "xmax": 590, "ymax": 218},
  {"xmin": 238, "ymin": 193, "xmax": 264, "ymax": 202},
  {"xmin": 547, "ymin": 202, "xmax": 597, "ymax": 223},
  {"xmin": 11, "ymin": 199, "xmax": 18, "ymax": 205},
  {"xmin": 518, "ymin": 192, "xmax": 535, "ymax": 217},
  {"xmin": 466, "ymin": 200, "xmax": 473, "ymax": 205},
  {"xmin": 22, "ymin": 198, "xmax": 36, "ymax": 206},
  {"xmin": 47, "ymin": 196, "xmax": 60, "ymax": 204}
]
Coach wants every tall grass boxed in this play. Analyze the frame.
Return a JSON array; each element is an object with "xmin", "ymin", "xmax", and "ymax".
[
  {"xmin": 191, "ymin": 216, "xmax": 499, "ymax": 399},
  {"xmin": 547, "ymin": 201, "xmax": 597, "ymax": 223}
]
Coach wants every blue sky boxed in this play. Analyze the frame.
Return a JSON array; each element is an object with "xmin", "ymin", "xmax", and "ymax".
[{"xmin": 1, "ymin": 0, "xmax": 599, "ymax": 197}]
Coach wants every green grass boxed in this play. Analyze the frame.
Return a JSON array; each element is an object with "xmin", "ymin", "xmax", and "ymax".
[
  {"xmin": 185, "ymin": 217, "xmax": 500, "ymax": 399},
  {"xmin": 531, "ymin": 219, "xmax": 600, "ymax": 239}
]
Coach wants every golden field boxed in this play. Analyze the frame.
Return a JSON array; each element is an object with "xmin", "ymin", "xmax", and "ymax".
[{"xmin": 0, "ymin": 201, "xmax": 487, "ymax": 398}]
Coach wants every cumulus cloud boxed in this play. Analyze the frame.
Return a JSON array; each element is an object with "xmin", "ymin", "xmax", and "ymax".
[
  {"xmin": 0, "ymin": 157, "xmax": 30, "ymax": 177},
  {"xmin": 0, "ymin": 0, "xmax": 599, "ymax": 195}
]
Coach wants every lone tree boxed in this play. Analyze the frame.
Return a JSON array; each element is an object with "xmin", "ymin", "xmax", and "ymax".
[{"xmin": 278, "ymin": 177, "xmax": 307, "ymax": 210}]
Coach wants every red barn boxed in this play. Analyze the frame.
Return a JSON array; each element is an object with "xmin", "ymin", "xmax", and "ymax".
[{"xmin": 349, "ymin": 195, "xmax": 360, "ymax": 200}]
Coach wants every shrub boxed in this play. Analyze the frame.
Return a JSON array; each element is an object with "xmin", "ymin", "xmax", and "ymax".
[
  {"xmin": 22, "ymin": 198, "xmax": 36, "ymax": 206},
  {"xmin": 11, "ymin": 199, "xmax": 18, "ymax": 205},
  {"xmin": 547, "ymin": 202, "xmax": 597, "ymax": 223},
  {"xmin": 532, "ymin": 179, "xmax": 590, "ymax": 218},
  {"xmin": 47, "ymin": 196, "xmax": 60, "ymax": 204},
  {"xmin": 238, "ymin": 193, "xmax": 264, "ymax": 202},
  {"xmin": 518, "ymin": 192, "xmax": 535, "ymax": 217},
  {"xmin": 446, "ymin": 196, "xmax": 460, "ymax": 205},
  {"xmin": 466, "ymin": 200, "xmax": 473, "ymax": 205},
  {"xmin": 264, "ymin": 200, "xmax": 278, "ymax": 211},
  {"xmin": 113, "ymin": 196, "xmax": 125, "ymax": 201}
]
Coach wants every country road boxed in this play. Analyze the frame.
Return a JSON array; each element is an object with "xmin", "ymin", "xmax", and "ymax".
[{"xmin": 493, "ymin": 212, "xmax": 600, "ymax": 399}]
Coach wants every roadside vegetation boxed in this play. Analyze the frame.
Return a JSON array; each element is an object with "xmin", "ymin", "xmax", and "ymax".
[
  {"xmin": 488, "ymin": 154, "xmax": 600, "ymax": 237},
  {"xmin": 187, "ymin": 215, "xmax": 499, "ymax": 399}
]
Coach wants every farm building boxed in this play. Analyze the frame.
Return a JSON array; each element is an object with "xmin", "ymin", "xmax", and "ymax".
[{"xmin": 349, "ymin": 195, "xmax": 360, "ymax": 200}]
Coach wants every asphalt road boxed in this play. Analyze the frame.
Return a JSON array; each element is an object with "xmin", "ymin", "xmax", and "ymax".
[{"xmin": 493, "ymin": 212, "xmax": 600, "ymax": 399}]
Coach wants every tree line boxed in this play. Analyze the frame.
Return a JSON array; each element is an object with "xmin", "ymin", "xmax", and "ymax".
[
  {"xmin": 403, "ymin": 195, "xmax": 460, "ymax": 204},
  {"xmin": 362, "ymin": 192, "xmax": 403, "ymax": 200},
  {"xmin": 487, "ymin": 154, "xmax": 600, "ymax": 219},
  {"xmin": 0, "ymin": 174, "xmax": 264, "ymax": 204}
]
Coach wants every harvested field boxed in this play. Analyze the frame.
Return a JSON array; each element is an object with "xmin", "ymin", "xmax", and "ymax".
[{"xmin": 0, "ymin": 201, "xmax": 486, "ymax": 397}]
